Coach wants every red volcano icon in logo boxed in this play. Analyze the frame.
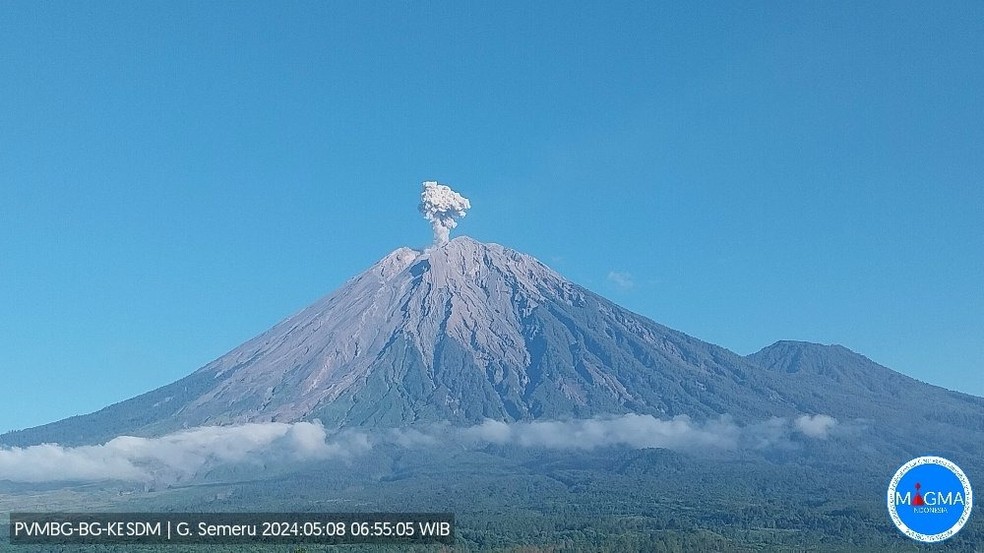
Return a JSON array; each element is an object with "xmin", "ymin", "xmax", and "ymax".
[{"xmin": 912, "ymin": 482, "xmax": 925, "ymax": 506}]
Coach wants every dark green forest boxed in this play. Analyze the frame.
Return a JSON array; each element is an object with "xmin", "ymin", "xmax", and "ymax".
[{"xmin": 2, "ymin": 443, "xmax": 981, "ymax": 552}]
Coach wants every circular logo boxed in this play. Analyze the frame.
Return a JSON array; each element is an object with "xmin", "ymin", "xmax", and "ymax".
[{"xmin": 887, "ymin": 456, "xmax": 973, "ymax": 542}]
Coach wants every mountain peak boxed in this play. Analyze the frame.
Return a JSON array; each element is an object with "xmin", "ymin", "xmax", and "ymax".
[
  {"xmin": 369, "ymin": 246, "xmax": 421, "ymax": 279},
  {"xmin": 443, "ymin": 234, "xmax": 482, "ymax": 247},
  {"xmin": 410, "ymin": 236, "xmax": 569, "ymax": 301},
  {"xmin": 758, "ymin": 340, "xmax": 855, "ymax": 356},
  {"xmin": 2, "ymin": 236, "xmax": 795, "ymax": 444},
  {"xmin": 747, "ymin": 340, "xmax": 871, "ymax": 374},
  {"xmin": 426, "ymin": 235, "xmax": 527, "ymax": 262},
  {"xmin": 9, "ymin": 237, "xmax": 982, "ymax": 452}
]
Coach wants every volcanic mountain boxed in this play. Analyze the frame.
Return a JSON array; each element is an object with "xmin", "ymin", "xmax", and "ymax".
[{"xmin": 3, "ymin": 237, "xmax": 983, "ymax": 458}]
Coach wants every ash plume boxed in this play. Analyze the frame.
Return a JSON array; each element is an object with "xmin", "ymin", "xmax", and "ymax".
[{"xmin": 418, "ymin": 181, "xmax": 470, "ymax": 246}]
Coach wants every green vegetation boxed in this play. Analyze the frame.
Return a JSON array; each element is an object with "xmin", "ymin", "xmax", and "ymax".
[{"xmin": 2, "ymin": 444, "xmax": 981, "ymax": 552}]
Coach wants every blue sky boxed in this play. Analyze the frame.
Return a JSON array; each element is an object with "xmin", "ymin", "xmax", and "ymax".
[{"xmin": 1, "ymin": 2, "xmax": 982, "ymax": 434}]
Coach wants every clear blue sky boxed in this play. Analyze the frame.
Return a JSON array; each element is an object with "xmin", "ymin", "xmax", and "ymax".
[{"xmin": 2, "ymin": 2, "xmax": 982, "ymax": 434}]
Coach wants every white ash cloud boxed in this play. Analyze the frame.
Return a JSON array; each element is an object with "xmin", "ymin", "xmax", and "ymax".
[
  {"xmin": 0, "ymin": 414, "xmax": 845, "ymax": 484},
  {"xmin": 418, "ymin": 181, "xmax": 470, "ymax": 246}
]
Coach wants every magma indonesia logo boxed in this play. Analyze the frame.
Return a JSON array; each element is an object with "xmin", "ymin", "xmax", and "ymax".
[{"xmin": 887, "ymin": 456, "xmax": 973, "ymax": 542}]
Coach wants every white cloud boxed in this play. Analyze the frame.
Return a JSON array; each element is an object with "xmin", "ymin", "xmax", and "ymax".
[
  {"xmin": 458, "ymin": 414, "xmax": 740, "ymax": 450},
  {"xmin": 793, "ymin": 414, "xmax": 838, "ymax": 439},
  {"xmin": 451, "ymin": 414, "xmax": 843, "ymax": 451},
  {"xmin": 607, "ymin": 271, "xmax": 635, "ymax": 290},
  {"xmin": 0, "ymin": 414, "xmax": 845, "ymax": 484},
  {"xmin": 0, "ymin": 422, "xmax": 367, "ymax": 484}
]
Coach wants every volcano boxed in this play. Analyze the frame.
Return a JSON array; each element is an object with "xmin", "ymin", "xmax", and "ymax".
[{"xmin": 3, "ymin": 237, "xmax": 983, "ymax": 458}]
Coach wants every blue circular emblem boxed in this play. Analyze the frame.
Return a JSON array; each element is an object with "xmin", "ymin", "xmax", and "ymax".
[{"xmin": 887, "ymin": 456, "xmax": 973, "ymax": 542}]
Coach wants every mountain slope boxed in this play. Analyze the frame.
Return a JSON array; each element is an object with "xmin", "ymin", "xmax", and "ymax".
[
  {"xmin": 1, "ymin": 237, "xmax": 791, "ymax": 445},
  {"xmin": 2, "ymin": 237, "xmax": 982, "ymax": 459},
  {"xmin": 747, "ymin": 340, "xmax": 984, "ymax": 459}
]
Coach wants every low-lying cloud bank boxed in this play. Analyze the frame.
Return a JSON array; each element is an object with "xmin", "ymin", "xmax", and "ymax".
[
  {"xmin": 0, "ymin": 422, "xmax": 369, "ymax": 484},
  {"xmin": 454, "ymin": 413, "xmax": 842, "ymax": 450},
  {"xmin": 0, "ymin": 414, "xmax": 847, "ymax": 484}
]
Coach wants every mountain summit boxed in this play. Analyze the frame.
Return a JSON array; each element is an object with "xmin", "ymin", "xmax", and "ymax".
[{"xmin": 3, "ymin": 237, "xmax": 983, "ymax": 456}]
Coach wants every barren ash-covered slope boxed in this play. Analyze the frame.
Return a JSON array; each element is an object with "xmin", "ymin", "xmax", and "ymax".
[{"xmin": 3, "ymin": 236, "xmax": 983, "ymax": 455}]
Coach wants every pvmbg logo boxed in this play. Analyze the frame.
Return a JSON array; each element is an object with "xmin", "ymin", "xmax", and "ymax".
[{"xmin": 887, "ymin": 456, "xmax": 973, "ymax": 542}]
